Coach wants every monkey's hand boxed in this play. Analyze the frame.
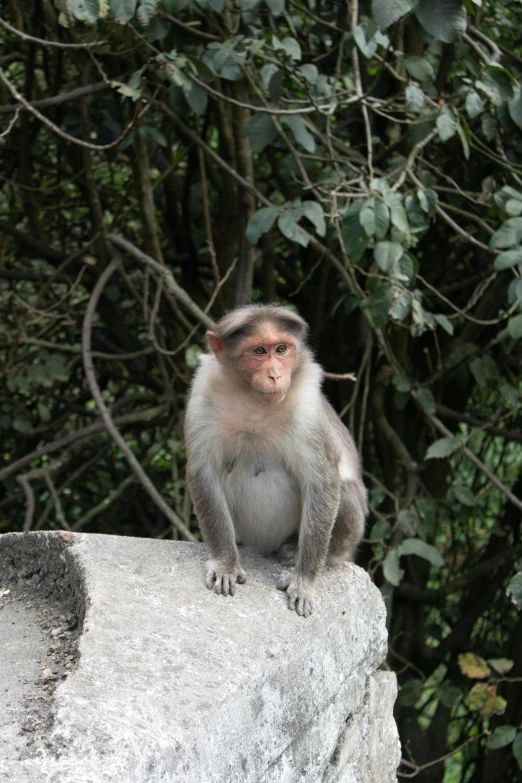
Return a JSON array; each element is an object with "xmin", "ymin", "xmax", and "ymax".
[
  {"xmin": 277, "ymin": 576, "xmax": 314, "ymax": 618},
  {"xmin": 205, "ymin": 561, "xmax": 247, "ymax": 597}
]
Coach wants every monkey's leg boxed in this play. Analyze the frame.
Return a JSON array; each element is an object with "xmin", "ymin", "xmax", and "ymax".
[
  {"xmin": 276, "ymin": 534, "xmax": 299, "ymax": 567},
  {"xmin": 187, "ymin": 466, "xmax": 246, "ymax": 597},
  {"xmin": 328, "ymin": 480, "xmax": 366, "ymax": 567},
  {"xmin": 278, "ymin": 477, "xmax": 341, "ymax": 618}
]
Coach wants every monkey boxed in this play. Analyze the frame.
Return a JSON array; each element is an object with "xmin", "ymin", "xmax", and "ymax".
[{"xmin": 184, "ymin": 304, "xmax": 368, "ymax": 618}]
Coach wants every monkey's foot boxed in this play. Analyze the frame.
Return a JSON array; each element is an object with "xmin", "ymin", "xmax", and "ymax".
[
  {"xmin": 205, "ymin": 562, "xmax": 247, "ymax": 597},
  {"xmin": 277, "ymin": 576, "xmax": 314, "ymax": 618}
]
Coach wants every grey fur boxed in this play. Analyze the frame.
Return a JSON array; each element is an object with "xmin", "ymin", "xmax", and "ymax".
[{"xmin": 185, "ymin": 305, "xmax": 367, "ymax": 617}]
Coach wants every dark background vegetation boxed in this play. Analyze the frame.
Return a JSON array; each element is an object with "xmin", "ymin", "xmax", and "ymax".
[{"xmin": 1, "ymin": 0, "xmax": 522, "ymax": 779}]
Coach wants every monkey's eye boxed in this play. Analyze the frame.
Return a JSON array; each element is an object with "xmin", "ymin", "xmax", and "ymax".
[
  {"xmin": 275, "ymin": 344, "xmax": 287, "ymax": 354},
  {"xmin": 253, "ymin": 346, "xmax": 267, "ymax": 355}
]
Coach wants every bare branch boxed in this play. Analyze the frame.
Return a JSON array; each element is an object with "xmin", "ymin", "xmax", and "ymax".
[
  {"xmin": 0, "ymin": 67, "xmax": 150, "ymax": 150},
  {"xmin": 0, "ymin": 17, "xmax": 106, "ymax": 49},
  {"xmin": 81, "ymin": 254, "xmax": 196, "ymax": 541},
  {"xmin": 106, "ymin": 234, "xmax": 216, "ymax": 330},
  {"xmin": 0, "ymin": 405, "xmax": 168, "ymax": 483}
]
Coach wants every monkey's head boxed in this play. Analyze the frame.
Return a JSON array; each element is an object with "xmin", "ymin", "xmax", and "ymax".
[{"xmin": 206, "ymin": 304, "xmax": 308, "ymax": 404}]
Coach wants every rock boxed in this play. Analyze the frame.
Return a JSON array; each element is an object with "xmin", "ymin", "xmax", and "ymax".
[{"xmin": 0, "ymin": 532, "xmax": 400, "ymax": 782}]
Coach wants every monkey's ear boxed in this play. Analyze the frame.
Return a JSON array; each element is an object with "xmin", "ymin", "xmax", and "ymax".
[{"xmin": 206, "ymin": 331, "xmax": 224, "ymax": 355}]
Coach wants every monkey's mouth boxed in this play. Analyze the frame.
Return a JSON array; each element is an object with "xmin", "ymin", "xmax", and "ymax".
[{"xmin": 257, "ymin": 389, "xmax": 288, "ymax": 404}]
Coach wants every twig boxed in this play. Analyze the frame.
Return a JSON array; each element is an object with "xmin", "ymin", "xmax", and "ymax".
[
  {"xmin": 106, "ymin": 233, "xmax": 215, "ymax": 330},
  {"xmin": 350, "ymin": 0, "xmax": 373, "ymax": 180},
  {"xmin": 323, "ymin": 371, "xmax": 357, "ymax": 381},
  {"xmin": 197, "ymin": 147, "xmax": 219, "ymax": 286},
  {"xmin": 0, "ymin": 81, "xmax": 109, "ymax": 116},
  {"xmin": 17, "ymin": 475, "xmax": 35, "ymax": 532},
  {"xmin": 412, "ymin": 392, "xmax": 522, "ymax": 513},
  {"xmin": 0, "ymin": 17, "xmax": 106, "ymax": 48},
  {"xmin": 398, "ymin": 731, "xmax": 488, "ymax": 778},
  {"xmin": 81, "ymin": 254, "xmax": 196, "ymax": 541},
  {"xmin": 0, "ymin": 107, "xmax": 20, "ymax": 137},
  {"xmin": 0, "ymin": 405, "xmax": 168, "ymax": 483},
  {"xmin": 0, "ymin": 67, "xmax": 150, "ymax": 150}
]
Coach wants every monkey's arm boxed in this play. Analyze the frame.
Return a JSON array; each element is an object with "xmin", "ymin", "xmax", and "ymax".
[
  {"xmin": 186, "ymin": 463, "xmax": 246, "ymax": 596},
  {"xmin": 280, "ymin": 458, "xmax": 341, "ymax": 618}
]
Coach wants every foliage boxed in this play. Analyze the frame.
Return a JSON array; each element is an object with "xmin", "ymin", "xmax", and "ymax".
[{"xmin": 1, "ymin": 1, "xmax": 522, "ymax": 780}]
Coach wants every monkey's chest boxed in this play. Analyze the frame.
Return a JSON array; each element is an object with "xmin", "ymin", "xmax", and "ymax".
[{"xmin": 220, "ymin": 446, "xmax": 301, "ymax": 553}]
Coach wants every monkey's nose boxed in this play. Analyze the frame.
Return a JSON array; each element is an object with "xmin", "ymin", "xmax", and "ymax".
[{"xmin": 268, "ymin": 370, "xmax": 281, "ymax": 381}]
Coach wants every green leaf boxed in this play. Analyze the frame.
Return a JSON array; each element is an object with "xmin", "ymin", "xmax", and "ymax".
[
  {"xmin": 137, "ymin": 0, "xmax": 156, "ymax": 25},
  {"xmin": 302, "ymin": 201, "xmax": 326, "ymax": 237},
  {"xmin": 470, "ymin": 355, "xmax": 499, "ymax": 388},
  {"xmin": 374, "ymin": 199, "xmax": 390, "ymax": 239},
  {"xmin": 456, "ymin": 116, "xmax": 470, "ymax": 160},
  {"xmin": 242, "ymin": 113, "xmax": 277, "ymax": 153},
  {"xmin": 397, "ymin": 538, "xmax": 444, "ymax": 566},
  {"xmin": 13, "ymin": 415, "xmax": 33, "ymax": 434},
  {"xmin": 466, "ymin": 89, "xmax": 485, "ymax": 119},
  {"xmin": 278, "ymin": 212, "xmax": 309, "ymax": 247},
  {"xmin": 481, "ymin": 112, "xmax": 497, "ymax": 140},
  {"xmin": 390, "ymin": 289, "xmax": 412, "ymax": 321},
  {"xmin": 371, "ymin": 0, "xmax": 414, "ymax": 30},
  {"xmin": 374, "ymin": 241, "xmax": 403, "ymax": 272},
  {"xmin": 266, "ymin": 0, "xmax": 285, "ymax": 15},
  {"xmin": 500, "ymin": 384, "xmax": 519, "ymax": 413},
  {"xmin": 283, "ymin": 115, "xmax": 315, "ymax": 153},
  {"xmin": 110, "ymin": 0, "xmax": 137, "ymax": 22},
  {"xmin": 260, "ymin": 64, "xmax": 279, "ymax": 89},
  {"xmin": 415, "ymin": 0, "xmax": 467, "ymax": 43},
  {"xmin": 489, "ymin": 218, "xmax": 522, "ymax": 250},
  {"xmin": 404, "ymin": 56, "xmax": 435, "ymax": 82},
  {"xmin": 477, "ymin": 65, "xmax": 516, "ymax": 106},
  {"xmin": 397, "ymin": 508, "xmax": 418, "ymax": 535},
  {"xmin": 417, "ymin": 386, "xmax": 436, "ymax": 414},
  {"xmin": 385, "ymin": 192, "xmax": 409, "ymax": 234},
  {"xmin": 507, "ymin": 572, "xmax": 522, "ymax": 607},
  {"xmin": 368, "ymin": 282, "xmax": 394, "ymax": 328},
  {"xmin": 488, "ymin": 658, "xmax": 514, "ymax": 675},
  {"xmin": 353, "ymin": 25, "xmax": 378, "ymax": 59},
  {"xmin": 341, "ymin": 203, "xmax": 370, "ymax": 262},
  {"xmin": 360, "ymin": 198, "xmax": 376, "ymax": 236},
  {"xmin": 509, "ymin": 86, "xmax": 522, "ymax": 131},
  {"xmin": 494, "ymin": 247, "xmax": 522, "ymax": 270},
  {"xmin": 490, "ymin": 726, "xmax": 517, "ymax": 750},
  {"xmin": 405, "ymin": 84, "xmax": 425, "ymax": 113},
  {"xmin": 69, "ymin": 0, "xmax": 100, "ymax": 23},
  {"xmin": 397, "ymin": 678, "xmax": 423, "ymax": 706},
  {"xmin": 393, "ymin": 373, "xmax": 411, "ymax": 392},
  {"xmin": 185, "ymin": 345, "xmax": 201, "ymax": 368},
  {"xmin": 508, "ymin": 314, "xmax": 522, "ymax": 339},
  {"xmin": 437, "ymin": 108, "xmax": 457, "ymax": 141},
  {"xmin": 185, "ymin": 82, "xmax": 208, "ymax": 115},
  {"xmin": 370, "ymin": 519, "xmax": 391, "ymax": 540},
  {"xmin": 275, "ymin": 36, "xmax": 301, "ymax": 61},
  {"xmin": 426, "ymin": 436, "xmax": 459, "ymax": 459},
  {"xmin": 452, "ymin": 484, "xmax": 475, "ymax": 506},
  {"xmin": 433, "ymin": 314, "xmax": 454, "ymax": 335},
  {"xmin": 246, "ymin": 206, "xmax": 279, "ymax": 245},
  {"xmin": 382, "ymin": 549, "xmax": 404, "ymax": 586},
  {"xmin": 513, "ymin": 733, "xmax": 522, "ymax": 770},
  {"xmin": 508, "ymin": 278, "xmax": 522, "ymax": 310},
  {"xmin": 298, "ymin": 64, "xmax": 318, "ymax": 84}
]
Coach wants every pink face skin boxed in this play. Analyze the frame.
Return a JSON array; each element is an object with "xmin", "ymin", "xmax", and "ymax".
[
  {"xmin": 237, "ymin": 333, "xmax": 296, "ymax": 402},
  {"xmin": 207, "ymin": 327, "xmax": 297, "ymax": 404}
]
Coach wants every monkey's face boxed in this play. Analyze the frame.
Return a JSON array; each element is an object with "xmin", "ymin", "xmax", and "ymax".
[{"xmin": 237, "ymin": 330, "xmax": 297, "ymax": 404}]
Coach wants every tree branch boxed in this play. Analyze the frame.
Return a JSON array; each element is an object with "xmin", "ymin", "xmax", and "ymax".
[{"xmin": 81, "ymin": 254, "xmax": 196, "ymax": 541}]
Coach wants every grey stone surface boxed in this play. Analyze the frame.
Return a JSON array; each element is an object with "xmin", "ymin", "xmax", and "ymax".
[{"xmin": 0, "ymin": 532, "xmax": 400, "ymax": 782}]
